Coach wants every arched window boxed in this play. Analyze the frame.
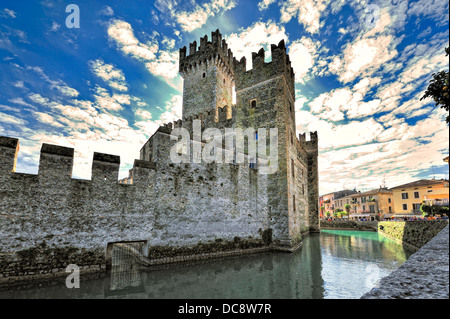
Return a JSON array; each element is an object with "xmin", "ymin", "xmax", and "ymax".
[
  {"xmin": 250, "ymin": 99, "xmax": 256, "ymax": 108},
  {"xmin": 202, "ymin": 72, "xmax": 206, "ymax": 78}
]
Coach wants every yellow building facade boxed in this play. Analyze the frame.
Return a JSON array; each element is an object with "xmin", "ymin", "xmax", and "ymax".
[
  {"xmin": 391, "ymin": 179, "xmax": 449, "ymax": 216},
  {"xmin": 349, "ymin": 188, "xmax": 394, "ymax": 219}
]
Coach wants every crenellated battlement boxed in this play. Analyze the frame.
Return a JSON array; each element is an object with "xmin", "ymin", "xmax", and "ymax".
[
  {"xmin": 179, "ymin": 29, "xmax": 235, "ymax": 79},
  {"xmin": 154, "ymin": 104, "xmax": 237, "ymax": 138},
  {"xmin": 233, "ymin": 39, "xmax": 295, "ymax": 95},
  {"xmin": 305, "ymin": 131, "xmax": 318, "ymax": 150},
  {"xmin": 0, "ymin": 136, "xmax": 19, "ymax": 174},
  {"xmin": 298, "ymin": 132, "xmax": 318, "ymax": 147},
  {"xmin": 0, "ymin": 29, "xmax": 320, "ymax": 283},
  {"xmin": 0, "ymin": 136, "xmax": 156, "ymax": 185}
]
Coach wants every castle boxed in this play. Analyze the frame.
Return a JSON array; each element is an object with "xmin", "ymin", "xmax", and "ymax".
[{"xmin": 0, "ymin": 30, "xmax": 318, "ymax": 286}]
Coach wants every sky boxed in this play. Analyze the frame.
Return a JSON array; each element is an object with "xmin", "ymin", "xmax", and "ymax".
[{"xmin": 0, "ymin": 0, "xmax": 448, "ymax": 196}]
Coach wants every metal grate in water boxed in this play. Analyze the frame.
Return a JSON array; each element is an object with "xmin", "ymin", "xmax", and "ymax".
[{"xmin": 105, "ymin": 241, "xmax": 146, "ymax": 296}]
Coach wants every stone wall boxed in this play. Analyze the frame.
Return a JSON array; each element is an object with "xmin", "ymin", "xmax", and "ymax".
[
  {"xmin": 320, "ymin": 220, "xmax": 379, "ymax": 231},
  {"xmin": 0, "ymin": 136, "xmax": 274, "ymax": 287},
  {"xmin": 0, "ymin": 30, "xmax": 320, "ymax": 287},
  {"xmin": 378, "ymin": 220, "xmax": 449, "ymax": 250},
  {"xmin": 362, "ymin": 225, "xmax": 449, "ymax": 299}
]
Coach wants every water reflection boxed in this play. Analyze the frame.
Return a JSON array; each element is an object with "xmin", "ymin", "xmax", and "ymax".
[{"xmin": 0, "ymin": 231, "xmax": 413, "ymax": 299}]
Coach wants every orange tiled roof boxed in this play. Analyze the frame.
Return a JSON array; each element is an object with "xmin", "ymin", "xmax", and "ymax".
[
  {"xmin": 390, "ymin": 179, "xmax": 449, "ymax": 190},
  {"xmin": 350, "ymin": 188, "xmax": 392, "ymax": 197}
]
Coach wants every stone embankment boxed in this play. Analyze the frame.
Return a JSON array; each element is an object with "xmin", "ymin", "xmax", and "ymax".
[
  {"xmin": 362, "ymin": 224, "xmax": 449, "ymax": 299},
  {"xmin": 320, "ymin": 220, "xmax": 379, "ymax": 231},
  {"xmin": 321, "ymin": 219, "xmax": 449, "ymax": 298}
]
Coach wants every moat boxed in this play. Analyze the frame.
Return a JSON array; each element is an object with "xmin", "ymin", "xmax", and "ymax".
[{"xmin": 0, "ymin": 230, "xmax": 414, "ymax": 299}]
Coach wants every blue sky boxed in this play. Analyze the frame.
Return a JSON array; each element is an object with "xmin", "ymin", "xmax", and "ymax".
[{"xmin": 0, "ymin": 0, "xmax": 448, "ymax": 195}]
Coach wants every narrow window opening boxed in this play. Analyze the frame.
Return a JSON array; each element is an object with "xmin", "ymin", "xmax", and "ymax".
[{"xmin": 291, "ymin": 159, "xmax": 295, "ymax": 178}]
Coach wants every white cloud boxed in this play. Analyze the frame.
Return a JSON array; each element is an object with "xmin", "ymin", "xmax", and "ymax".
[
  {"xmin": 12, "ymin": 81, "xmax": 24, "ymax": 88},
  {"xmin": 34, "ymin": 112, "xmax": 64, "ymax": 128},
  {"xmin": 89, "ymin": 59, "xmax": 128, "ymax": 92},
  {"xmin": 288, "ymin": 37, "xmax": 322, "ymax": 83},
  {"xmin": 408, "ymin": 0, "xmax": 449, "ymax": 25},
  {"xmin": 308, "ymin": 84, "xmax": 382, "ymax": 121},
  {"xmin": 28, "ymin": 93, "xmax": 49, "ymax": 105},
  {"xmin": 280, "ymin": 0, "xmax": 330, "ymax": 34},
  {"xmin": 258, "ymin": 0, "xmax": 276, "ymax": 10},
  {"xmin": 226, "ymin": 21, "xmax": 288, "ymax": 69},
  {"xmin": 337, "ymin": 35, "xmax": 398, "ymax": 83},
  {"xmin": 100, "ymin": 5, "xmax": 114, "ymax": 16},
  {"xmin": 107, "ymin": 19, "xmax": 179, "ymax": 81},
  {"xmin": 54, "ymin": 85, "xmax": 79, "ymax": 97},
  {"xmin": 50, "ymin": 21, "xmax": 60, "ymax": 32},
  {"xmin": 155, "ymin": 94, "xmax": 182, "ymax": 124},
  {"xmin": 375, "ymin": 38, "xmax": 449, "ymax": 115},
  {"xmin": 8, "ymin": 98, "xmax": 34, "ymax": 108},
  {"xmin": 327, "ymin": 7, "xmax": 409, "ymax": 84},
  {"xmin": 135, "ymin": 109, "xmax": 153, "ymax": 120},
  {"xmin": 1, "ymin": 8, "xmax": 16, "ymax": 18},
  {"xmin": 93, "ymin": 86, "xmax": 123, "ymax": 111},
  {"xmin": 0, "ymin": 111, "xmax": 26, "ymax": 125},
  {"xmin": 176, "ymin": 0, "xmax": 237, "ymax": 32}
]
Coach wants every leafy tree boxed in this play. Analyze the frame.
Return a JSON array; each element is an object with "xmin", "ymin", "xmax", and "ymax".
[
  {"xmin": 420, "ymin": 47, "xmax": 449, "ymax": 123},
  {"xmin": 420, "ymin": 203, "xmax": 432, "ymax": 217},
  {"xmin": 344, "ymin": 204, "xmax": 351, "ymax": 212}
]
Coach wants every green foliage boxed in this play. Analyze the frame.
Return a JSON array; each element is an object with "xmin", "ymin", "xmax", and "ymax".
[
  {"xmin": 420, "ymin": 204, "xmax": 432, "ymax": 216},
  {"xmin": 420, "ymin": 47, "xmax": 449, "ymax": 123},
  {"xmin": 344, "ymin": 204, "xmax": 351, "ymax": 211},
  {"xmin": 421, "ymin": 203, "xmax": 449, "ymax": 217},
  {"xmin": 440, "ymin": 206, "xmax": 449, "ymax": 215}
]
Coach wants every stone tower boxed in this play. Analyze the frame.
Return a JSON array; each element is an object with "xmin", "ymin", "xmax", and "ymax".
[
  {"xmin": 233, "ymin": 40, "xmax": 309, "ymax": 248},
  {"xmin": 177, "ymin": 29, "xmax": 319, "ymax": 250},
  {"xmin": 179, "ymin": 29, "xmax": 235, "ymax": 122}
]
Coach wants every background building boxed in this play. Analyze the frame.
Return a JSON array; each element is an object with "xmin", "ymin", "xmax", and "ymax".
[
  {"xmin": 390, "ymin": 179, "xmax": 449, "ymax": 217},
  {"xmin": 350, "ymin": 188, "xmax": 393, "ymax": 220},
  {"xmin": 320, "ymin": 189, "xmax": 358, "ymax": 218}
]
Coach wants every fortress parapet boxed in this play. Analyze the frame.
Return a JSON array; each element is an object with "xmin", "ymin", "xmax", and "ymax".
[
  {"xmin": 0, "ymin": 136, "xmax": 156, "ymax": 186},
  {"xmin": 92, "ymin": 152, "xmax": 120, "ymax": 182},
  {"xmin": 0, "ymin": 136, "xmax": 19, "ymax": 174},
  {"xmin": 233, "ymin": 39, "xmax": 295, "ymax": 95},
  {"xmin": 38, "ymin": 143, "xmax": 74, "ymax": 179},
  {"xmin": 179, "ymin": 29, "xmax": 234, "ymax": 79}
]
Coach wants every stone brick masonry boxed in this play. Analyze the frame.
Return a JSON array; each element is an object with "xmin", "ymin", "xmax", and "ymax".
[{"xmin": 0, "ymin": 30, "xmax": 319, "ymax": 286}]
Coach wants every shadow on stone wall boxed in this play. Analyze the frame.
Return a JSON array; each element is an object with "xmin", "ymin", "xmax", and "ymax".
[{"xmin": 378, "ymin": 220, "xmax": 449, "ymax": 250}]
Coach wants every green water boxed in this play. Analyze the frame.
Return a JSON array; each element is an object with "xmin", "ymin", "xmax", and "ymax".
[{"xmin": 0, "ymin": 230, "xmax": 413, "ymax": 299}]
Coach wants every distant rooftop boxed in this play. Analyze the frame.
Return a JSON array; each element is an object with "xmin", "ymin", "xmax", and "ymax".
[
  {"xmin": 350, "ymin": 187, "xmax": 392, "ymax": 197},
  {"xmin": 390, "ymin": 179, "xmax": 449, "ymax": 190}
]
